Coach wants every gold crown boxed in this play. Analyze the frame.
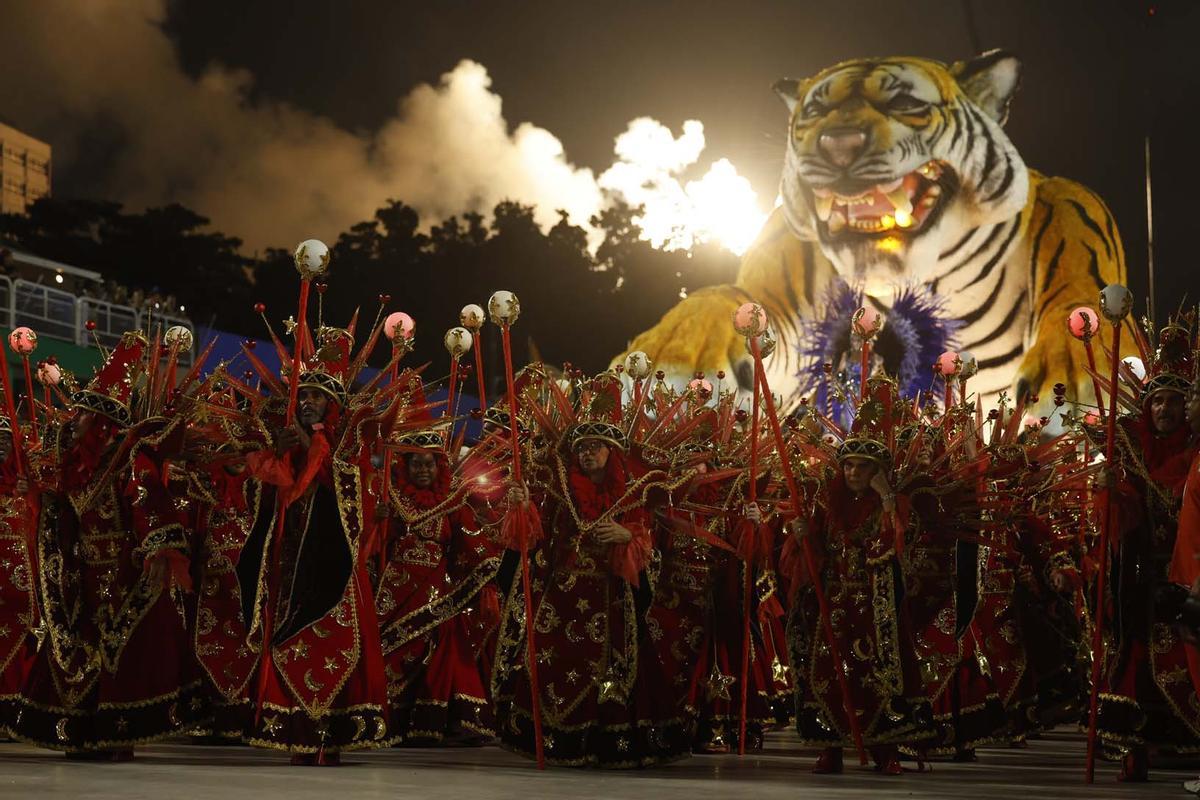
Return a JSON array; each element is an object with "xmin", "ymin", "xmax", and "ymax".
[
  {"xmin": 836, "ymin": 435, "xmax": 891, "ymax": 466},
  {"xmin": 569, "ymin": 420, "xmax": 625, "ymax": 451}
]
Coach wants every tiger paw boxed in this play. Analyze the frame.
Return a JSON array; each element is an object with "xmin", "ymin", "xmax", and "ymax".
[
  {"xmin": 612, "ymin": 285, "xmax": 755, "ymax": 392},
  {"xmin": 1013, "ymin": 317, "xmax": 1102, "ymax": 432}
]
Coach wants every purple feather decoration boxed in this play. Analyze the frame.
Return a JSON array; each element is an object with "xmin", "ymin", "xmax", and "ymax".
[{"xmin": 797, "ymin": 280, "xmax": 961, "ymax": 426}]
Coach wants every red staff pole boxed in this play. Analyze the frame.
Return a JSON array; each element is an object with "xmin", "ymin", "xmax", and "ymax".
[
  {"xmin": 750, "ymin": 335, "xmax": 868, "ymax": 765},
  {"xmin": 860, "ymin": 338, "xmax": 871, "ymax": 402},
  {"xmin": 492, "ymin": 292, "xmax": 545, "ymax": 770},
  {"xmin": 1085, "ymin": 316, "xmax": 1123, "ymax": 783},
  {"xmin": 20, "ymin": 356, "xmax": 39, "ymax": 446},
  {"xmin": 447, "ymin": 356, "xmax": 460, "ymax": 445},
  {"xmin": 472, "ymin": 326, "xmax": 488, "ymax": 409},
  {"xmin": 738, "ymin": 342, "xmax": 762, "ymax": 756},
  {"xmin": 1082, "ymin": 339, "xmax": 1106, "ymax": 423},
  {"xmin": 255, "ymin": 253, "xmax": 317, "ymax": 723}
]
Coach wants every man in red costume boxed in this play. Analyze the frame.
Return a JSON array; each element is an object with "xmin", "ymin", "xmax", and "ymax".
[
  {"xmin": 14, "ymin": 332, "xmax": 205, "ymax": 757},
  {"xmin": 240, "ymin": 326, "xmax": 389, "ymax": 764},
  {"xmin": 1096, "ymin": 322, "xmax": 1200, "ymax": 780}
]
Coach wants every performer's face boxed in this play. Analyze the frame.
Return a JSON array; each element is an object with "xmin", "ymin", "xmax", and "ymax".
[
  {"xmin": 1188, "ymin": 388, "xmax": 1200, "ymax": 435},
  {"xmin": 297, "ymin": 388, "xmax": 329, "ymax": 428},
  {"xmin": 575, "ymin": 439, "xmax": 610, "ymax": 477},
  {"xmin": 67, "ymin": 411, "xmax": 96, "ymax": 445},
  {"xmin": 0, "ymin": 432, "xmax": 11, "ymax": 463},
  {"xmin": 1150, "ymin": 391, "xmax": 1186, "ymax": 435},
  {"xmin": 842, "ymin": 456, "xmax": 877, "ymax": 493},
  {"xmin": 407, "ymin": 452, "xmax": 438, "ymax": 488}
]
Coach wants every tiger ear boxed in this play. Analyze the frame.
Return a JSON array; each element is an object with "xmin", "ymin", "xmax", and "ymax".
[
  {"xmin": 773, "ymin": 78, "xmax": 802, "ymax": 113},
  {"xmin": 950, "ymin": 49, "xmax": 1022, "ymax": 125}
]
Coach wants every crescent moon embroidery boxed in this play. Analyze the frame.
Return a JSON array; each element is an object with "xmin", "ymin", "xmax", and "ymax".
[
  {"xmin": 351, "ymin": 715, "xmax": 367, "ymax": 741},
  {"xmin": 373, "ymin": 717, "xmax": 388, "ymax": 740},
  {"xmin": 304, "ymin": 670, "xmax": 325, "ymax": 693},
  {"xmin": 56, "ymin": 718, "xmax": 70, "ymax": 742}
]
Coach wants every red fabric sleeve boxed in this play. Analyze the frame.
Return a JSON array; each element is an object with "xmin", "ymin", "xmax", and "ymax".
[
  {"xmin": 245, "ymin": 449, "xmax": 295, "ymax": 488},
  {"xmin": 609, "ymin": 520, "xmax": 652, "ymax": 584},
  {"xmin": 1170, "ymin": 458, "xmax": 1200, "ymax": 587}
]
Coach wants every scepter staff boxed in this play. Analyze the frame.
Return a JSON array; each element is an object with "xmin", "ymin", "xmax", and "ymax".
[
  {"xmin": 489, "ymin": 289, "xmax": 546, "ymax": 770},
  {"xmin": 8, "ymin": 327, "xmax": 40, "ymax": 446},
  {"xmin": 254, "ymin": 238, "xmax": 329, "ymax": 723},
  {"xmin": 0, "ymin": 327, "xmax": 38, "ymax": 629},
  {"xmin": 1084, "ymin": 284, "xmax": 1133, "ymax": 783},
  {"xmin": 461, "ymin": 304, "xmax": 488, "ymax": 409},
  {"xmin": 443, "ymin": 326, "xmax": 473, "ymax": 448},
  {"xmin": 1069, "ymin": 307, "xmax": 1108, "ymax": 423},
  {"xmin": 735, "ymin": 302, "xmax": 868, "ymax": 765}
]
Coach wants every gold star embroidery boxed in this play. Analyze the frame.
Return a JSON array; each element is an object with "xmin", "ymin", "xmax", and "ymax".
[
  {"xmin": 575, "ymin": 598, "xmax": 590, "ymax": 613},
  {"xmin": 263, "ymin": 715, "xmax": 283, "ymax": 736},
  {"xmin": 324, "ymin": 656, "xmax": 339, "ymax": 673}
]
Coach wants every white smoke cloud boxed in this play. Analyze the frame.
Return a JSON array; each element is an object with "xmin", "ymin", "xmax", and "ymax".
[{"xmin": 0, "ymin": 0, "xmax": 766, "ymax": 255}]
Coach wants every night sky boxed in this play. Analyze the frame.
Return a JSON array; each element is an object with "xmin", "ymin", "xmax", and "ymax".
[{"xmin": 5, "ymin": 0, "xmax": 1198, "ymax": 317}]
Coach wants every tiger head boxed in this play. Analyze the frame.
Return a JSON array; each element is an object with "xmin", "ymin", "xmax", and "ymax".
[{"xmin": 774, "ymin": 51, "xmax": 1030, "ymax": 297}]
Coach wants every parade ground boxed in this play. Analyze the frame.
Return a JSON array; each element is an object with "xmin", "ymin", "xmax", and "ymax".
[{"xmin": 0, "ymin": 728, "xmax": 1193, "ymax": 799}]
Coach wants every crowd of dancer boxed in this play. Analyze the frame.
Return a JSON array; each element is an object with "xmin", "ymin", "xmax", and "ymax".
[{"xmin": 0, "ymin": 253, "xmax": 1198, "ymax": 787}]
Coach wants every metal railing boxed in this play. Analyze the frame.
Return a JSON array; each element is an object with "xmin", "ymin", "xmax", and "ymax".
[
  {"xmin": 14, "ymin": 279, "xmax": 76, "ymax": 342},
  {"xmin": 0, "ymin": 276, "xmax": 11, "ymax": 330},
  {"xmin": 76, "ymin": 296, "xmax": 140, "ymax": 348},
  {"xmin": 3, "ymin": 279, "xmax": 195, "ymax": 368}
]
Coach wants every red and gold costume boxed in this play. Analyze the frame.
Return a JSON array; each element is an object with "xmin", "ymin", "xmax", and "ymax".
[
  {"xmin": 377, "ymin": 426, "xmax": 501, "ymax": 744},
  {"xmin": 649, "ymin": 454, "xmax": 774, "ymax": 752},
  {"xmin": 1096, "ymin": 322, "xmax": 1200, "ymax": 758},
  {"xmin": 493, "ymin": 374, "xmax": 690, "ymax": 767},
  {"xmin": 238, "ymin": 324, "xmax": 390, "ymax": 757},
  {"xmin": 0, "ymin": 418, "xmax": 37, "ymax": 734},
  {"xmin": 14, "ymin": 333, "xmax": 207, "ymax": 752}
]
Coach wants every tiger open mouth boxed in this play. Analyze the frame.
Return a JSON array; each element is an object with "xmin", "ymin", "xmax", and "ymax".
[{"xmin": 811, "ymin": 161, "xmax": 949, "ymax": 238}]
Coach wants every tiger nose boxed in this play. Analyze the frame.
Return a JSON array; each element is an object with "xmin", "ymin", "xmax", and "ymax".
[{"xmin": 818, "ymin": 128, "xmax": 867, "ymax": 168}]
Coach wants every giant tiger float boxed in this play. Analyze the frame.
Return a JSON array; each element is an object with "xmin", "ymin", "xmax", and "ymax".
[{"xmin": 615, "ymin": 50, "xmax": 1133, "ymax": 423}]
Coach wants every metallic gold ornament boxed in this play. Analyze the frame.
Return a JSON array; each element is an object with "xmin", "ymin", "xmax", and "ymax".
[
  {"xmin": 488, "ymin": 290, "xmax": 520, "ymax": 325},
  {"xmin": 293, "ymin": 239, "xmax": 330, "ymax": 279}
]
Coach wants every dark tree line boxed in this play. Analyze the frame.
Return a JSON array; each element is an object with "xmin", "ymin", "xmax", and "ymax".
[{"xmin": 1, "ymin": 196, "xmax": 740, "ymax": 388}]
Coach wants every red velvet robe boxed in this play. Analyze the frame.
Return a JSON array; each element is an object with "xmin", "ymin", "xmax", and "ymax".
[
  {"xmin": 240, "ymin": 423, "xmax": 389, "ymax": 754},
  {"xmin": 1096, "ymin": 413, "xmax": 1200, "ymax": 751},
  {"xmin": 14, "ymin": 417, "xmax": 207, "ymax": 751},
  {"xmin": 0, "ymin": 454, "xmax": 36, "ymax": 735},
  {"xmin": 782, "ymin": 477, "xmax": 934, "ymax": 749},
  {"xmin": 648, "ymin": 476, "xmax": 774, "ymax": 751},
  {"xmin": 376, "ymin": 454, "xmax": 501, "ymax": 743}
]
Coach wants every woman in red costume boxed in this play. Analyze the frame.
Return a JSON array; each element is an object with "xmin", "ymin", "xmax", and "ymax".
[
  {"xmin": 649, "ymin": 440, "xmax": 774, "ymax": 753},
  {"xmin": 14, "ymin": 332, "xmax": 206, "ymax": 757},
  {"xmin": 493, "ymin": 374, "xmax": 690, "ymax": 767},
  {"xmin": 376, "ymin": 423, "xmax": 501, "ymax": 745},
  {"xmin": 783, "ymin": 380, "xmax": 935, "ymax": 775}
]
